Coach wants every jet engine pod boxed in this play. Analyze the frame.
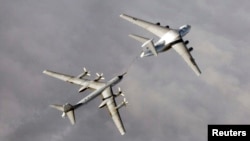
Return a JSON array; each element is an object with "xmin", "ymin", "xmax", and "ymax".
[
  {"xmin": 188, "ymin": 47, "xmax": 193, "ymax": 52},
  {"xmin": 184, "ymin": 40, "xmax": 189, "ymax": 45}
]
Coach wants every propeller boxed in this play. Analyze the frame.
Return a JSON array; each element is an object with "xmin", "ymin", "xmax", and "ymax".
[
  {"xmin": 123, "ymin": 97, "xmax": 128, "ymax": 105},
  {"xmin": 77, "ymin": 67, "xmax": 91, "ymax": 79},
  {"xmin": 116, "ymin": 87, "xmax": 124, "ymax": 96},
  {"xmin": 115, "ymin": 94, "xmax": 128, "ymax": 109},
  {"xmin": 94, "ymin": 73, "xmax": 105, "ymax": 81},
  {"xmin": 83, "ymin": 67, "xmax": 91, "ymax": 76},
  {"xmin": 116, "ymin": 87, "xmax": 128, "ymax": 105}
]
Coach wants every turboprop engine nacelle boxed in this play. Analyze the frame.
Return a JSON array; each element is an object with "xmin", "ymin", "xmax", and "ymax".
[
  {"xmin": 77, "ymin": 67, "xmax": 90, "ymax": 79},
  {"xmin": 98, "ymin": 99, "xmax": 109, "ymax": 108},
  {"xmin": 94, "ymin": 73, "xmax": 105, "ymax": 81},
  {"xmin": 116, "ymin": 98, "xmax": 128, "ymax": 110},
  {"xmin": 78, "ymin": 85, "xmax": 88, "ymax": 93}
]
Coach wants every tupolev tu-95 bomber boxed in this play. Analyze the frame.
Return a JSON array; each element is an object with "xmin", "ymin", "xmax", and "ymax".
[
  {"xmin": 43, "ymin": 68, "xmax": 128, "ymax": 135},
  {"xmin": 120, "ymin": 14, "xmax": 201, "ymax": 76}
]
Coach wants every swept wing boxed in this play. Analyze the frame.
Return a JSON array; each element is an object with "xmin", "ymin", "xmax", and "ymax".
[
  {"xmin": 43, "ymin": 70, "xmax": 102, "ymax": 91},
  {"xmin": 172, "ymin": 42, "xmax": 201, "ymax": 76},
  {"xmin": 101, "ymin": 88, "xmax": 126, "ymax": 135},
  {"xmin": 120, "ymin": 14, "xmax": 170, "ymax": 37},
  {"xmin": 43, "ymin": 70, "xmax": 83, "ymax": 85}
]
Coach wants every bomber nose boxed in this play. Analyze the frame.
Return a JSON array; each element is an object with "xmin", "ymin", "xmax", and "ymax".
[
  {"xmin": 118, "ymin": 75, "xmax": 123, "ymax": 79},
  {"xmin": 118, "ymin": 72, "xmax": 127, "ymax": 79},
  {"xmin": 118, "ymin": 74, "xmax": 125, "ymax": 79}
]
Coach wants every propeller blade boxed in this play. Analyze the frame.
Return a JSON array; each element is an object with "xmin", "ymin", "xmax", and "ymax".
[
  {"xmin": 94, "ymin": 73, "xmax": 104, "ymax": 81},
  {"xmin": 83, "ymin": 67, "xmax": 90, "ymax": 76},
  {"xmin": 123, "ymin": 97, "xmax": 128, "ymax": 105},
  {"xmin": 78, "ymin": 67, "xmax": 91, "ymax": 78}
]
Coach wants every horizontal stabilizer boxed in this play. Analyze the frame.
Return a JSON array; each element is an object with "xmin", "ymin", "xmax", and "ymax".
[
  {"xmin": 50, "ymin": 104, "xmax": 64, "ymax": 111},
  {"xmin": 50, "ymin": 104, "xmax": 76, "ymax": 125},
  {"xmin": 129, "ymin": 34, "xmax": 150, "ymax": 43}
]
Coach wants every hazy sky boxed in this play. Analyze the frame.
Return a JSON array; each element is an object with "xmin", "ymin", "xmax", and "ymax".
[{"xmin": 1, "ymin": 0, "xmax": 250, "ymax": 141}]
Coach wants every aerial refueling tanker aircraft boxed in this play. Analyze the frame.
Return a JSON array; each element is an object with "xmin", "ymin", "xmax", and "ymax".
[
  {"xmin": 120, "ymin": 14, "xmax": 201, "ymax": 76},
  {"xmin": 43, "ymin": 68, "xmax": 128, "ymax": 135}
]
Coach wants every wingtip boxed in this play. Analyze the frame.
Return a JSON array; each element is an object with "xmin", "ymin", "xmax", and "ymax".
[
  {"xmin": 43, "ymin": 70, "xmax": 50, "ymax": 74},
  {"xmin": 120, "ymin": 13, "xmax": 130, "ymax": 19},
  {"xmin": 120, "ymin": 13, "xmax": 125, "ymax": 17},
  {"xmin": 120, "ymin": 131, "xmax": 126, "ymax": 135},
  {"xmin": 49, "ymin": 104, "xmax": 57, "ymax": 108},
  {"xmin": 197, "ymin": 72, "xmax": 201, "ymax": 77},
  {"xmin": 196, "ymin": 71, "xmax": 201, "ymax": 76},
  {"xmin": 128, "ymin": 34, "xmax": 136, "ymax": 38}
]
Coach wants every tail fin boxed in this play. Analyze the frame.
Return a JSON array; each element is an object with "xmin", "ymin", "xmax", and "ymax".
[
  {"xmin": 129, "ymin": 34, "xmax": 157, "ymax": 56},
  {"xmin": 50, "ymin": 104, "xmax": 76, "ymax": 125}
]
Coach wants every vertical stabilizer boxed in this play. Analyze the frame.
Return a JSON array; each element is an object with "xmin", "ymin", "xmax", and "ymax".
[
  {"xmin": 66, "ymin": 110, "xmax": 76, "ymax": 125},
  {"xmin": 129, "ymin": 34, "xmax": 157, "ymax": 56},
  {"xmin": 50, "ymin": 103, "xmax": 76, "ymax": 125}
]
